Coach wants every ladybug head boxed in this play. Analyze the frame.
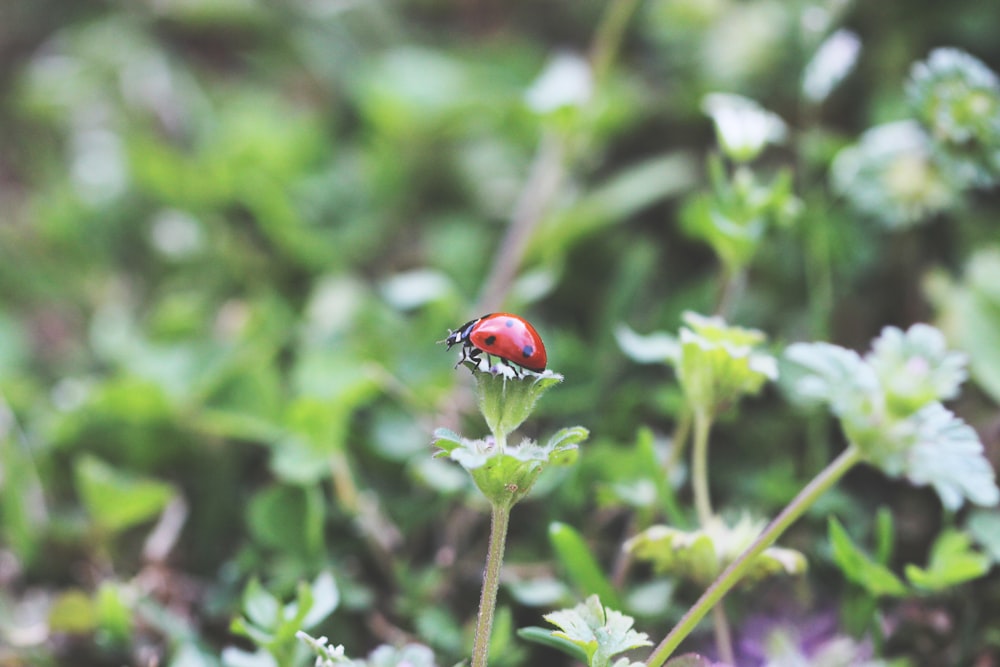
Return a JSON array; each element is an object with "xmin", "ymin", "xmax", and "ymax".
[
  {"xmin": 440, "ymin": 316, "xmax": 484, "ymax": 349},
  {"xmin": 441, "ymin": 329, "xmax": 464, "ymax": 349}
]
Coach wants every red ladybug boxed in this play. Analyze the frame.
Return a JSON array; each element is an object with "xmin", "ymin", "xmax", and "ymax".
[{"xmin": 443, "ymin": 313, "xmax": 547, "ymax": 373}]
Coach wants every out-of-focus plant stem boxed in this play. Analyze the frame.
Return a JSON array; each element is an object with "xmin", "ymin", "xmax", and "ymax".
[
  {"xmin": 691, "ymin": 408, "xmax": 714, "ymax": 525},
  {"xmin": 646, "ymin": 444, "xmax": 863, "ymax": 667},
  {"xmin": 590, "ymin": 0, "xmax": 641, "ymax": 84},
  {"xmin": 689, "ymin": 406, "xmax": 734, "ymax": 663},
  {"xmin": 476, "ymin": 131, "xmax": 565, "ymax": 314}
]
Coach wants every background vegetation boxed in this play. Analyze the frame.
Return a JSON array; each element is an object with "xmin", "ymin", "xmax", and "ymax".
[{"xmin": 1, "ymin": 0, "xmax": 999, "ymax": 665}]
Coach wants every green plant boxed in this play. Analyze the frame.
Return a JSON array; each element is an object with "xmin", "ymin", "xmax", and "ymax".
[
  {"xmin": 644, "ymin": 323, "xmax": 998, "ymax": 666},
  {"xmin": 434, "ymin": 361, "xmax": 587, "ymax": 667}
]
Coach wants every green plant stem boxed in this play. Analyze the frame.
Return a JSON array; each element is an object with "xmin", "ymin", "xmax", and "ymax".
[
  {"xmin": 688, "ymin": 407, "xmax": 733, "ymax": 662},
  {"xmin": 589, "ymin": 0, "xmax": 641, "ymax": 84},
  {"xmin": 711, "ymin": 605, "xmax": 735, "ymax": 665},
  {"xmin": 646, "ymin": 444, "xmax": 863, "ymax": 667},
  {"xmin": 691, "ymin": 408, "xmax": 714, "ymax": 525},
  {"xmin": 472, "ymin": 502, "xmax": 512, "ymax": 667},
  {"xmin": 476, "ymin": 130, "xmax": 565, "ymax": 313},
  {"xmin": 665, "ymin": 407, "xmax": 692, "ymax": 479}
]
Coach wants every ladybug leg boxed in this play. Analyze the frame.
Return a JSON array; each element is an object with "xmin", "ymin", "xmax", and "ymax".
[
  {"xmin": 498, "ymin": 356, "xmax": 521, "ymax": 378},
  {"xmin": 454, "ymin": 343, "xmax": 474, "ymax": 369},
  {"xmin": 466, "ymin": 345, "xmax": 483, "ymax": 369}
]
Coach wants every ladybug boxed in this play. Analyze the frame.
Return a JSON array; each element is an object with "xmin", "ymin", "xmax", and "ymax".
[{"xmin": 443, "ymin": 313, "xmax": 547, "ymax": 374}]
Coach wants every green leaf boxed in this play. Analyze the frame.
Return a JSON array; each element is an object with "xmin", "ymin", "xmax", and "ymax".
[
  {"xmin": 781, "ymin": 342, "xmax": 880, "ymax": 421},
  {"xmin": 966, "ymin": 509, "xmax": 1000, "ymax": 564},
  {"xmin": 473, "ymin": 368, "xmax": 564, "ymax": 441},
  {"xmin": 905, "ymin": 529, "xmax": 991, "ymax": 592},
  {"xmin": 784, "ymin": 329, "xmax": 997, "ymax": 510},
  {"xmin": 549, "ymin": 522, "xmax": 621, "ymax": 609},
  {"xmin": 528, "ymin": 152, "xmax": 698, "ymax": 262},
  {"xmin": 517, "ymin": 626, "xmax": 589, "ymax": 663},
  {"xmin": 431, "ymin": 427, "xmax": 465, "ymax": 456},
  {"xmin": 679, "ymin": 158, "xmax": 799, "ymax": 272},
  {"xmin": 676, "ymin": 312, "xmax": 776, "ymax": 415},
  {"xmin": 95, "ymin": 581, "xmax": 133, "ymax": 643},
  {"xmin": 614, "ymin": 324, "xmax": 679, "ymax": 365},
  {"xmin": 301, "ymin": 571, "xmax": 339, "ymax": 630},
  {"xmin": 867, "ymin": 324, "xmax": 967, "ymax": 415},
  {"xmin": 926, "ymin": 250, "xmax": 1000, "ymax": 404},
  {"xmin": 242, "ymin": 578, "xmax": 280, "ymax": 632},
  {"xmin": 48, "ymin": 589, "xmax": 97, "ymax": 634},
  {"xmin": 900, "ymin": 403, "xmax": 999, "ymax": 510},
  {"xmin": 828, "ymin": 517, "xmax": 908, "ymax": 598},
  {"xmin": 451, "ymin": 440, "xmax": 547, "ymax": 508},
  {"xmin": 0, "ymin": 418, "xmax": 47, "ymax": 562},
  {"xmin": 874, "ymin": 506, "xmax": 895, "ymax": 566},
  {"xmin": 74, "ymin": 455, "xmax": 175, "ymax": 534},
  {"xmin": 229, "ymin": 616, "xmax": 275, "ymax": 647},
  {"xmin": 445, "ymin": 426, "xmax": 586, "ymax": 508},
  {"xmin": 545, "ymin": 426, "xmax": 588, "ymax": 465},
  {"xmin": 544, "ymin": 595, "xmax": 651, "ymax": 667},
  {"xmin": 627, "ymin": 516, "xmax": 806, "ymax": 587},
  {"xmin": 247, "ymin": 484, "xmax": 326, "ymax": 557}
]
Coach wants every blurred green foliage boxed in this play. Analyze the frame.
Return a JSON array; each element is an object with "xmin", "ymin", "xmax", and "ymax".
[{"xmin": 2, "ymin": 1, "xmax": 1000, "ymax": 666}]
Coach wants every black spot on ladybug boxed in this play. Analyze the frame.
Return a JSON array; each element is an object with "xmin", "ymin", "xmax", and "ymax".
[
  {"xmin": 485, "ymin": 335, "xmax": 497, "ymax": 345},
  {"xmin": 522, "ymin": 345, "xmax": 533, "ymax": 358}
]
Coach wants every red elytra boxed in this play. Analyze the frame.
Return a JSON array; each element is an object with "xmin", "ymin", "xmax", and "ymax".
[{"xmin": 443, "ymin": 313, "xmax": 547, "ymax": 373}]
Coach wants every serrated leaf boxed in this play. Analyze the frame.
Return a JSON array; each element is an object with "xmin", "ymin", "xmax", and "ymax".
[
  {"xmin": 453, "ymin": 444, "xmax": 546, "ymax": 508},
  {"xmin": 544, "ymin": 595, "xmax": 651, "ymax": 667},
  {"xmin": 905, "ymin": 529, "xmax": 990, "ymax": 591},
  {"xmin": 781, "ymin": 342, "xmax": 880, "ymax": 417},
  {"xmin": 828, "ymin": 517, "xmax": 908, "ymax": 597},
  {"xmin": 902, "ymin": 403, "xmax": 999, "ymax": 510},
  {"xmin": 867, "ymin": 324, "xmax": 968, "ymax": 414}
]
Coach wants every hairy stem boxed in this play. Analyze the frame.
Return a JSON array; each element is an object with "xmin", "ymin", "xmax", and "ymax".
[
  {"xmin": 646, "ymin": 444, "xmax": 863, "ymax": 667},
  {"xmin": 471, "ymin": 502, "xmax": 512, "ymax": 667}
]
